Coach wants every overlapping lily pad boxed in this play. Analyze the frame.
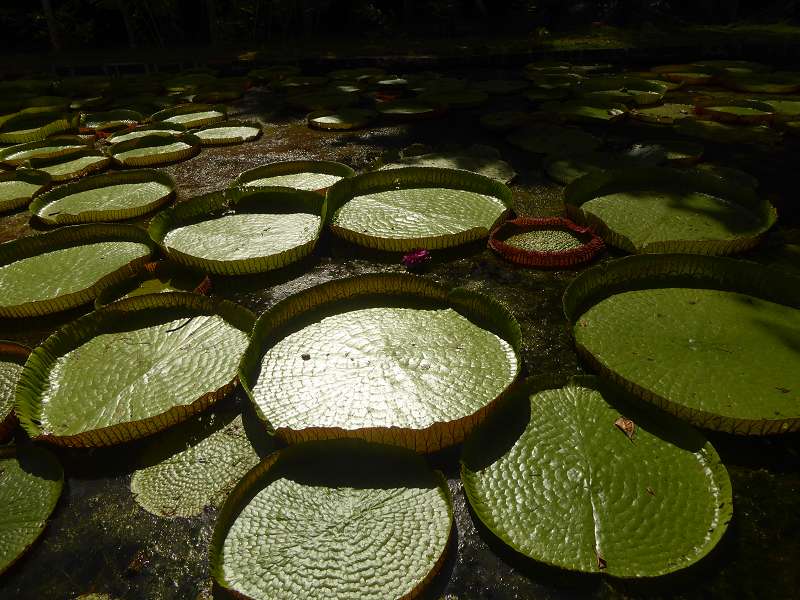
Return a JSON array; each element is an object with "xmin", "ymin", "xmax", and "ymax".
[
  {"xmin": 0, "ymin": 111, "xmax": 79, "ymax": 144},
  {"xmin": 328, "ymin": 167, "xmax": 511, "ymax": 252},
  {"xmin": 563, "ymin": 254, "xmax": 800, "ymax": 434},
  {"xmin": 0, "ymin": 136, "xmax": 90, "ymax": 167},
  {"xmin": 580, "ymin": 77, "xmax": 667, "ymax": 106},
  {"xmin": 380, "ymin": 147, "xmax": 516, "ymax": 183},
  {"xmin": 106, "ymin": 123, "xmax": 185, "ymax": 145},
  {"xmin": 191, "ymin": 120, "xmax": 262, "ymax": 145},
  {"xmin": 149, "ymin": 186, "xmax": 325, "ymax": 275},
  {"xmin": 25, "ymin": 149, "xmax": 110, "ymax": 182},
  {"xmin": 151, "ymin": 103, "xmax": 226, "ymax": 128},
  {"xmin": 94, "ymin": 261, "xmax": 211, "ymax": 309},
  {"xmin": 564, "ymin": 167, "xmax": 776, "ymax": 255},
  {"xmin": 0, "ymin": 445, "xmax": 63, "ymax": 575},
  {"xmin": 81, "ymin": 109, "xmax": 143, "ymax": 132},
  {"xmin": 29, "ymin": 170, "xmax": 175, "ymax": 225},
  {"xmin": 233, "ymin": 160, "xmax": 354, "ymax": 193},
  {"xmin": 0, "ymin": 341, "xmax": 30, "ymax": 439},
  {"xmin": 210, "ymin": 439, "xmax": 453, "ymax": 600},
  {"xmin": 239, "ymin": 274, "xmax": 521, "ymax": 451},
  {"xmin": 461, "ymin": 376, "xmax": 732, "ymax": 576},
  {"xmin": 376, "ymin": 100, "xmax": 443, "ymax": 120},
  {"xmin": 0, "ymin": 224, "xmax": 154, "ymax": 317},
  {"xmin": 108, "ymin": 133, "xmax": 201, "ymax": 167},
  {"xmin": 306, "ymin": 108, "xmax": 377, "ymax": 130},
  {"xmin": 15, "ymin": 293, "xmax": 254, "ymax": 447},
  {"xmin": 0, "ymin": 170, "xmax": 51, "ymax": 213}
]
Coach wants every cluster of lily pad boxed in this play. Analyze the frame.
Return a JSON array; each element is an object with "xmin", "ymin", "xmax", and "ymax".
[{"xmin": 0, "ymin": 60, "xmax": 798, "ymax": 599}]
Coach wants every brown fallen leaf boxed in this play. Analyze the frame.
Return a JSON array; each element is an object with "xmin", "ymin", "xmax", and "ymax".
[{"xmin": 614, "ymin": 417, "xmax": 636, "ymax": 440}]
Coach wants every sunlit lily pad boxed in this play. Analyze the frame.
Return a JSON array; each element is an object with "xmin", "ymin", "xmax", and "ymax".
[
  {"xmin": 151, "ymin": 103, "xmax": 226, "ymax": 128},
  {"xmin": 15, "ymin": 293, "xmax": 254, "ymax": 447},
  {"xmin": 109, "ymin": 133, "xmax": 201, "ymax": 167},
  {"xmin": 0, "ymin": 136, "xmax": 90, "ymax": 167},
  {"xmin": 25, "ymin": 149, "xmax": 110, "ymax": 183},
  {"xmin": 81, "ymin": 109, "xmax": 143, "ymax": 132},
  {"xmin": 0, "ymin": 111, "xmax": 79, "ymax": 144},
  {"xmin": 0, "ymin": 170, "xmax": 51, "ymax": 213},
  {"xmin": 306, "ymin": 108, "xmax": 377, "ymax": 130},
  {"xmin": 489, "ymin": 217, "xmax": 604, "ymax": 268},
  {"xmin": 234, "ymin": 160, "xmax": 354, "ymax": 193},
  {"xmin": 0, "ymin": 341, "xmax": 30, "ymax": 440},
  {"xmin": 191, "ymin": 120, "xmax": 262, "ymax": 145},
  {"xmin": 94, "ymin": 260, "xmax": 211, "ymax": 309},
  {"xmin": 106, "ymin": 123, "xmax": 185, "ymax": 145}
]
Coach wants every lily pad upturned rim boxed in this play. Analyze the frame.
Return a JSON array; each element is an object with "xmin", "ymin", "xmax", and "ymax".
[
  {"xmin": 108, "ymin": 133, "xmax": 202, "ymax": 167},
  {"xmin": 24, "ymin": 148, "xmax": 112, "ymax": 182},
  {"xmin": 15, "ymin": 292, "xmax": 256, "ymax": 448},
  {"xmin": 148, "ymin": 186, "xmax": 326, "ymax": 275},
  {"xmin": 94, "ymin": 260, "xmax": 212, "ymax": 309},
  {"xmin": 461, "ymin": 374, "xmax": 733, "ymax": 577},
  {"xmin": 0, "ymin": 223, "xmax": 156, "ymax": 318},
  {"xmin": 0, "ymin": 169, "xmax": 52, "ymax": 213},
  {"xmin": 489, "ymin": 217, "xmax": 605, "ymax": 268},
  {"xmin": 0, "ymin": 111, "xmax": 80, "ymax": 144},
  {"xmin": 0, "ymin": 135, "xmax": 91, "ymax": 167},
  {"xmin": 695, "ymin": 100, "xmax": 776, "ymax": 125},
  {"xmin": 563, "ymin": 253, "xmax": 800, "ymax": 434},
  {"xmin": 232, "ymin": 159, "xmax": 355, "ymax": 192},
  {"xmin": 190, "ymin": 119, "xmax": 263, "ymax": 146},
  {"xmin": 306, "ymin": 108, "xmax": 378, "ymax": 130},
  {"xmin": 327, "ymin": 166, "xmax": 513, "ymax": 252},
  {"xmin": 80, "ymin": 109, "xmax": 144, "ymax": 131},
  {"xmin": 106, "ymin": 122, "xmax": 186, "ymax": 145},
  {"xmin": 209, "ymin": 439, "xmax": 454, "ymax": 599},
  {"xmin": 28, "ymin": 169, "xmax": 176, "ymax": 225},
  {"xmin": 239, "ymin": 272, "xmax": 522, "ymax": 452},
  {"xmin": 564, "ymin": 166, "xmax": 777, "ymax": 255},
  {"xmin": 150, "ymin": 102, "xmax": 227, "ymax": 124},
  {"xmin": 0, "ymin": 341, "xmax": 32, "ymax": 439}
]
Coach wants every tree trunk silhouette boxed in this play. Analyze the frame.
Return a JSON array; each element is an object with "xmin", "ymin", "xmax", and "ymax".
[{"xmin": 40, "ymin": 0, "xmax": 61, "ymax": 51}]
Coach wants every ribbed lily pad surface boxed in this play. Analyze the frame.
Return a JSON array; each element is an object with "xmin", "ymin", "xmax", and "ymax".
[
  {"xmin": 131, "ymin": 412, "xmax": 267, "ymax": 518},
  {"xmin": 0, "ymin": 342, "xmax": 29, "ymax": 439},
  {"xmin": 107, "ymin": 124, "xmax": 184, "ymax": 145},
  {"xmin": 461, "ymin": 376, "xmax": 732, "ymax": 577},
  {"xmin": 28, "ymin": 149, "xmax": 110, "ymax": 183},
  {"xmin": 240, "ymin": 274, "xmax": 521, "ymax": 451},
  {"xmin": 0, "ymin": 445, "xmax": 63, "ymax": 575},
  {"xmin": 192, "ymin": 120, "xmax": 261, "ymax": 145},
  {"xmin": 0, "ymin": 112, "xmax": 78, "ymax": 144},
  {"xmin": 0, "ymin": 224, "xmax": 154, "ymax": 318},
  {"xmin": 564, "ymin": 254, "xmax": 800, "ymax": 434},
  {"xmin": 328, "ymin": 167, "xmax": 511, "ymax": 252},
  {"xmin": 109, "ymin": 134, "xmax": 201, "ymax": 167},
  {"xmin": 152, "ymin": 104, "xmax": 226, "ymax": 128},
  {"xmin": 149, "ymin": 187, "xmax": 325, "ymax": 275},
  {"xmin": 29, "ymin": 170, "xmax": 175, "ymax": 225},
  {"xmin": 210, "ymin": 440, "xmax": 453, "ymax": 600},
  {"xmin": 234, "ymin": 160, "xmax": 355, "ymax": 192},
  {"xmin": 0, "ymin": 170, "xmax": 50, "ymax": 213},
  {"xmin": 565, "ymin": 167, "xmax": 776, "ymax": 255},
  {"xmin": 15, "ymin": 293, "xmax": 254, "ymax": 447},
  {"xmin": 0, "ymin": 136, "xmax": 88, "ymax": 167}
]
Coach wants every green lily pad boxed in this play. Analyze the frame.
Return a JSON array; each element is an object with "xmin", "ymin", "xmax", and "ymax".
[
  {"xmin": 580, "ymin": 77, "xmax": 667, "ymax": 106},
  {"xmin": 306, "ymin": 108, "xmax": 377, "ymax": 131},
  {"xmin": 191, "ymin": 120, "xmax": 262, "ymax": 145},
  {"xmin": 29, "ymin": 169, "xmax": 175, "ymax": 225},
  {"xmin": 630, "ymin": 103, "xmax": 694, "ymax": 125},
  {"xmin": 723, "ymin": 72, "xmax": 800, "ymax": 94},
  {"xmin": 564, "ymin": 254, "xmax": 800, "ymax": 434},
  {"xmin": 94, "ymin": 261, "xmax": 211, "ymax": 309},
  {"xmin": 131, "ymin": 411, "xmax": 269, "ymax": 518},
  {"xmin": 149, "ymin": 187, "xmax": 325, "ymax": 275},
  {"xmin": 0, "ymin": 111, "xmax": 79, "ymax": 144},
  {"xmin": 0, "ymin": 445, "xmax": 63, "ymax": 575},
  {"xmin": 239, "ymin": 274, "xmax": 520, "ymax": 451},
  {"xmin": 544, "ymin": 150, "xmax": 661, "ymax": 185},
  {"xmin": 628, "ymin": 140, "xmax": 704, "ymax": 166},
  {"xmin": 674, "ymin": 118, "xmax": 782, "ymax": 146},
  {"xmin": 461, "ymin": 376, "xmax": 732, "ymax": 577},
  {"xmin": 328, "ymin": 167, "xmax": 511, "ymax": 252},
  {"xmin": 376, "ymin": 100, "xmax": 442, "ymax": 120},
  {"xmin": 26, "ymin": 149, "xmax": 110, "ymax": 183},
  {"xmin": 0, "ymin": 342, "xmax": 30, "ymax": 439},
  {"xmin": 106, "ymin": 123, "xmax": 185, "ymax": 145},
  {"xmin": 0, "ymin": 136, "xmax": 90, "ymax": 167},
  {"xmin": 233, "ymin": 160, "xmax": 354, "ymax": 193},
  {"xmin": 151, "ymin": 103, "xmax": 227, "ymax": 128},
  {"xmin": 81, "ymin": 109, "xmax": 143, "ymax": 132},
  {"xmin": 565, "ymin": 167, "xmax": 776, "ymax": 255},
  {"xmin": 109, "ymin": 133, "xmax": 201, "ymax": 167},
  {"xmin": 507, "ymin": 124, "xmax": 601, "ymax": 156},
  {"xmin": 764, "ymin": 99, "xmax": 800, "ymax": 123},
  {"xmin": 0, "ymin": 170, "xmax": 51, "ymax": 213},
  {"xmin": 696, "ymin": 163, "xmax": 759, "ymax": 189},
  {"xmin": 380, "ymin": 148, "xmax": 516, "ymax": 183},
  {"xmin": 541, "ymin": 100, "xmax": 627, "ymax": 124},
  {"xmin": 698, "ymin": 100, "xmax": 775, "ymax": 125},
  {"xmin": 0, "ymin": 224, "xmax": 154, "ymax": 318},
  {"xmin": 15, "ymin": 293, "xmax": 254, "ymax": 447},
  {"xmin": 210, "ymin": 439, "xmax": 453, "ymax": 599}
]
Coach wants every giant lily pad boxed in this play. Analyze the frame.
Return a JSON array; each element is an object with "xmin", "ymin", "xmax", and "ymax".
[
  {"xmin": 0, "ymin": 342, "xmax": 30, "ymax": 440},
  {"xmin": 0, "ymin": 445, "xmax": 63, "ymax": 575},
  {"xmin": 210, "ymin": 439, "xmax": 453, "ymax": 600},
  {"xmin": 564, "ymin": 167, "xmax": 776, "ymax": 255},
  {"xmin": 328, "ymin": 167, "xmax": 511, "ymax": 252},
  {"xmin": 563, "ymin": 254, "xmax": 800, "ymax": 434},
  {"xmin": 29, "ymin": 169, "xmax": 175, "ymax": 225},
  {"xmin": 233, "ymin": 160, "xmax": 355, "ymax": 193},
  {"xmin": 191, "ymin": 120, "xmax": 262, "ymax": 146},
  {"xmin": 697, "ymin": 100, "xmax": 775, "ymax": 125},
  {"xmin": 376, "ymin": 100, "xmax": 443, "ymax": 120},
  {"xmin": 380, "ymin": 148, "xmax": 516, "ymax": 184},
  {"xmin": 579, "ymin": 77, "xmax": 667, "ymax": 106},
  {"xmin": 507, "ymin": 124, "xmax": 601, "ymax": 156},
  {"xmin": 149, "ymin": 187, "xmax": 325, "ymax": 275},
  {"xmin": 109, "ymin": 133, "xmax": 201, "ymax": 167},
  {"xmin": 0, "ymin": 224, "xmax": 154, "ymax": 318},
  {"xmin": 675, "ymin": 118, "xmax": 782, "ymax": 146},
  {"xmin": 26, "ymin": 149, "xmax": 110, "ymax": 183},
  {"xmin": 306, "ymin": 108, "xmax": 377, "ymax": 131},
  {"xmin": 461, "ymin": 376, "xmax": 732, "ymax": 576},
  {"xmin": 15, "ymin": 293, "xmax": 254, "ymax": 447},
  {"xmin": 81, "ymin": 109, "xmax": 143, "ymax": 132},
  {"xmin": 151, "ymin": 103, "xmax": 226, "ymax": 128},
  {"xmin": 106, "ymin": 123, "xmax": 185, "ymax": 146},
  {"xmin": 0, "ymin": 136, "xmax": 90, "ymax": 168},
  {"xmin": 239, "ymin": 274, "xmax": 521, "ymax": 451},
  {"xmin": 0, "ymin": 170, "xmax": 51, "ymax": 213},
  {"xmin": 131, "ymin": 411, "xmax": 269, "ymax": 518},
  {"xmin": 0, "ymin": 111, "xmax": 79, "ymax": 144},
  {"xmin": 630, "ymin": 103, "xmax": 694, "ymax": 125}
]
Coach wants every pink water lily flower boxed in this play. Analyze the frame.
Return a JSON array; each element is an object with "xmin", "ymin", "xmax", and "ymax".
[{"xmin": 402, "ymin": 249, "xmax": 432, "ymax": 270}]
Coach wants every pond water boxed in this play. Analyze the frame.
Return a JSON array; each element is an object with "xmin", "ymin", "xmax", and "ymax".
[{"xmin": 0, "ymin": 62, "xmax": 798, "ymax": 599}]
